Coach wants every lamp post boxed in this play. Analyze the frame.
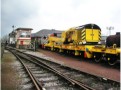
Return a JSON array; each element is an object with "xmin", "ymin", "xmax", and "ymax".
[
  {"xmin": 106, "ymin": 26, "xmax": 114, "ymax": 35},
  {"xmin": 12, "ymin": 25, "xmax": 16, "ymax": 46}
]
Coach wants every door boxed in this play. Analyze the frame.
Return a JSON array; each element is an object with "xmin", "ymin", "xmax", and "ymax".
[
  {"xmin": 86, "ymin": 29, "xmax": 93, "ymax": 41},
  {"xmin": 20, "ymin": 41, "xmax": 23, "ymax": 45},
  {"xmin": 92, "ymin": 30, "xmax": 100, "ymax": 41}
]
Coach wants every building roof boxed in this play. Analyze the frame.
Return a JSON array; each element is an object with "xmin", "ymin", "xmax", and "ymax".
[
  {"xmin": 16, "ymin": 28, "xmax": 33, "ymax": 31},
  {"xmin": 31, "ymin": 29, "xmax": 63, "ymax": 37}
]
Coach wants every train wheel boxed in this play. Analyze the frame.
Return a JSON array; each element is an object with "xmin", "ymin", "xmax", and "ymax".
[
  {"xmin": 108, "ymin": 56, "xmax": 117, "ymax": 65},
  {"xmin": 94, "ymin": 53, "xmax": 102, "ymax": 63}
]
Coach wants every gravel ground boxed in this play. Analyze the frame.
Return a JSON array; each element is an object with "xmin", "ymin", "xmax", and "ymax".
[
  {"xmin": 25, "ymin": 49, "xmax": 120, "ymax": 82},
  {"xmin": 1, "ymin": 50, "xmax": 22, "ymax": 90}
]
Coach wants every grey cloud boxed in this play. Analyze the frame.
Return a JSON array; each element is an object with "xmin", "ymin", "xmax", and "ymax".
[{"xmin": 1, "ymin": 0, "xmax": 38, "ymax": 37}]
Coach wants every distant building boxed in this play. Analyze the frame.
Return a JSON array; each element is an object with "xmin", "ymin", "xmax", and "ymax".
[
  {"xmin": 31, "ymin": 29, "xmax": 63, "ymax": 45},
  {"xmin": 9, "ymin": 28, "xmax": 33, "ymax": 48},
  {"xmin": 15, "ymin": 28, "xmax": 33, "ymax": 48},
  {"xmin": 9, "ymin": 31, "xmax": 16, "ymax": 44},
  {"xmin": 101, "ymin": 36, "xmax": 107, "ymax": 45}
]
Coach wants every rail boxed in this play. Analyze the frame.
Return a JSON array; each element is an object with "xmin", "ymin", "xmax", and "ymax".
[
  {"xmin": 7, "ymin": 47, "xmax": 95, "ymax": 90},
  {"xmin": 10, "ymin": 50, "xmax": 43, "ymax": 90},
  {"xmin": 6, "ymin": 46, "xmax": 120, "ymax": 90}
]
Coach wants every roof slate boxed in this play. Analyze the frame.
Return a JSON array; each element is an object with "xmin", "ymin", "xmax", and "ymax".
[{"xmin": 31, "ymin": 29, "xmax": 63, "ymax": 37}]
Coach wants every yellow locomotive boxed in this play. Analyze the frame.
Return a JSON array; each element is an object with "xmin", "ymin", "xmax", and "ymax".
[
  {"xmin": 44, "ymin": 24, "xmax": 120, "ymax": 65},
  {"xmin": 64, "ymin": 24, "xmax": 101, "ymax": 44}
]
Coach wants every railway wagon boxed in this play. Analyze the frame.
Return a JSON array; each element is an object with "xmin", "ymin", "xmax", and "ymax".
[
  {"xmin": 91, "ymin": 32, "xmax": 120, "ymax": 65},
  {"xmin": 44, "ymin": 23, "xmax": 101, "ymax": 58}
]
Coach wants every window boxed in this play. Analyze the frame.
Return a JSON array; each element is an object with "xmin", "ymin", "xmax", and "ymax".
[{"xmin": 20, "ymin": 32, "xmax": 31, "ymax": 37}]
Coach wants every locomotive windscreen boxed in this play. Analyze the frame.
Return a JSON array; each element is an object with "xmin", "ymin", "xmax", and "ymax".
[{"xmin": 84, "ymin": 24, "xmax": 101, "ymax": 30}]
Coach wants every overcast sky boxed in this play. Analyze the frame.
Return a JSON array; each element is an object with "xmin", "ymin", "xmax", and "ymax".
[{"xmin": 1, "ymin": 0, "xmax": 120, "ymax": 37}]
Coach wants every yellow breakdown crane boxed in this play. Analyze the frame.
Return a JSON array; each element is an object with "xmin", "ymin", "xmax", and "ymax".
[{"xmin": 44, "ymin": 24, "xmax": 120, "ymax": 65}]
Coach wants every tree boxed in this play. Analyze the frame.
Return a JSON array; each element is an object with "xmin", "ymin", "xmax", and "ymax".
[{"xmin": 1, "ymin": 34, "xmax": 9, "ymax": 43}]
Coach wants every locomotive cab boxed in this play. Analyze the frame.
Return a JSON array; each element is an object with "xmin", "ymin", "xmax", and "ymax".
[{"xmin": 63, "ymin": 24, "xmax": 101, "ymax": 45}]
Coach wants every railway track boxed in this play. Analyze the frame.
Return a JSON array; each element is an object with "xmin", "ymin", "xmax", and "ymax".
[
  {"xmin": 7, "ymin": 47, "xmax": 120, "ymax": 90},
  {"xmin": 7, "ymin": 47, "xmax": 96, "ymax": 90}
]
